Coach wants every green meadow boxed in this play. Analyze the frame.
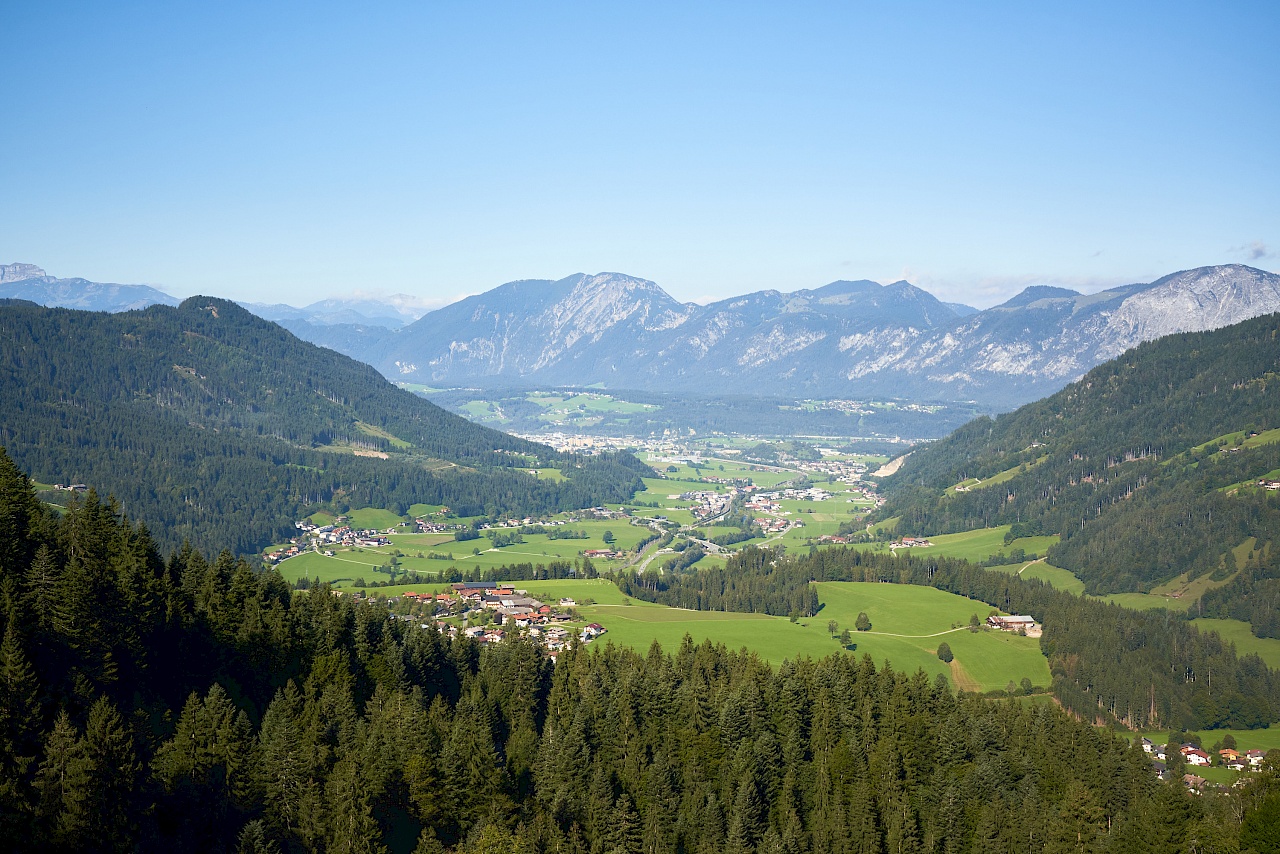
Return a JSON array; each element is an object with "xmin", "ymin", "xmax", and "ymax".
[
  {"xmin": 1018, "ymin": 563, "xmax": 1086, "ymax": 595},
  {"xmin": 579, "ymin": 580, "xmax": 1047, "ymax": 691},
  {"xmin": 347, "ymin": 507, "xmax": 409, "ymax": 530},
  {"xmin": 277, "ymin": 518, "xmax": 652, "ymax": 586},
  {"xmin": 325, "ymin": 577, "xmax": 1048, "ymax": 692},
  {"xmin": 1192, "ymin": 618, "xmax": 1280, "ymax": 670}
]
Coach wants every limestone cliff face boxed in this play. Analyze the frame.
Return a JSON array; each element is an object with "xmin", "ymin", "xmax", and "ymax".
[
  {"xmin": 1096, "ymin": 265, "xmax": 1280, "ymax": 359},
  {"xmin": 368, "ymin": 264, "xmax": 1280, "ymax": 408},
  {"xmin": 0, "ymin": 263, "xmax": 46, "ymax": 283}
]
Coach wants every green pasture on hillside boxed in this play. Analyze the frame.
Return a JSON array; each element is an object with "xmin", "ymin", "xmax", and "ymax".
[
  {"xmin": 277, "ymin": 550, "xmax": 424, "ymax": 586},
  {"xmin": 328, "ymin": 577, "xmax": 1048, "ymax": 691},
  {"xmin": 278, "ymin": 518, "xmax": 652, "ymax": 586},
  {"xmin": 945, "ymin": 455, "xmax": 1049, "ymax": 495},
  {"xmin": 1095, "ymin": 592, "xmax": 1193, "ymax": 612},
  {"xmin": 348, "ymin": 507, "xmax": 409, "ymax": 530},
  {"xmin": 1192, "ymin": 618, "xmax": 1280, "ymax": 670},
  {"xmin": 576, "ymin": 581, "xmax": 1048, "ymax": 690},
  {"xmin": 1018, "ymin": 563, "xmax": 1086, "ymax": 595}
]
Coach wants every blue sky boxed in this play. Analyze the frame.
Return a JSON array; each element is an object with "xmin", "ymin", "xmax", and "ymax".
[{"xmin": 2, "ymin": 1, "xmax": 1276, "ymax": 308}]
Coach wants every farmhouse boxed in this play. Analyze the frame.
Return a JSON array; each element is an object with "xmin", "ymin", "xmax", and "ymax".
[
  {"xmin": 987, "ymin": 615, "xmax": 1038, "ymax": 632},
  {"xmin": 1180, "ymin": 745, "xmax": 1211, "ymax": 767}
]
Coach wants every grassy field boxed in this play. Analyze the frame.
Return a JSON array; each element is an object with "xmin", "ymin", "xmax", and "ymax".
[
  {"xmin": 347, "ymin": 507, "xmax": 408, "ymax": 530},
  {"xmin": 843, "ymin": 526, "xmax": 1059, "ymax": 565},
  {"xmin": 278, "ymin": 518, "xmax": 653, "ymax": 586},
  {"xmin": 945, "ymin": 455, "xmax": 1048, "ymax": 495},
  {"xmin": 1192, "ymin": 618, "xmax": 1280, "ymax": 669},
  {"xmin": 1018, "ymin": 563, "xmax": 1086, "ymax": 595},
  {"xmin": 278, "ymin": 550, "xmax": 407, "ymax": 585},
  {"xmin": 926, "ymin": 528, "xmax": 1058, "ymax": 563},
  {"xmin": 1095, "ymin": 592, "xmax": 1194, "ymax": 612},
  {"xmin": 329, "ymin": 577, "xmax": 1048, "ymax": 691}
]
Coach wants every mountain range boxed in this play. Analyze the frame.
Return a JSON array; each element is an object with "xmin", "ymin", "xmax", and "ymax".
[{"xmin": 5, "ymin": 262, "xmax": 1279, "ymax": 408}]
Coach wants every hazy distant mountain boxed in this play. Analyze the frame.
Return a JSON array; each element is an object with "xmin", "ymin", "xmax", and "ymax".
[
  {"xmin": 0, "ymin": 263, "xmax": 180, "ymax": 312},
  {"xmin": 348, "ymin": 264, "xmax": 1280, "ymax": 408},
  {"xmin": 943, "ymin": 301, "xmax": 980, "ymax": 317},
  {"xmin": 244, "ymin": 293, "xmax": 434, "ymax": 329},
  {"xmin": 0, "ymin": 262, "xmax": 435, "ymax": 331}
]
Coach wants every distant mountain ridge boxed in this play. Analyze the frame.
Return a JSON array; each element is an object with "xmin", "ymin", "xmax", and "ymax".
[
  {"xmin": 352, "ymin": 264, "xmax": 1280, "ymax": 408},
  {"xmin": 7, "ymin": 261, "xmax": 1279, "ymax": 408},
  {"xmin": 0, "ymin": 263, "xmax": 180, "ymax": 312}
]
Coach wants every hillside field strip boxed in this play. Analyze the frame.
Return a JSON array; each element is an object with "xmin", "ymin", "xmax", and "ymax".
[
  {"xmin": 276, "ymin": 517, "xmax": 651, "ymax": 586},
  {"xmin": 347, "ymin": 577, "xmax": 1049, "ymax": 693}
]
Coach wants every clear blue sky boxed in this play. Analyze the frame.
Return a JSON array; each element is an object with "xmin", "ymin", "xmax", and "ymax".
[{"xmin": 2, "ymin": 1, "xmax": 1277, "ymax": 308}]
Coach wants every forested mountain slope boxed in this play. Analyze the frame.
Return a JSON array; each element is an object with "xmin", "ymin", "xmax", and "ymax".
[
  {"xmin": 876, "ymin": 312, "xmax": 1280, "ymax": 593},
  {"xmin": 0, "ymin": 299, "xmax": 646, "ymax": 555},
  {"xmin": 0, "ymin": 451, "xmax": 1272, "ymax": 852}
]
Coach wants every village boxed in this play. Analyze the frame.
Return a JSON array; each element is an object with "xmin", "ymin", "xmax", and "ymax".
[
  {"xmin": 1140, "ymin": 738, "xmax": 1273, "ymax": 792},
  {"xmin": 366, "ymin": 582, "xmax": 606, "ymax": 660}
]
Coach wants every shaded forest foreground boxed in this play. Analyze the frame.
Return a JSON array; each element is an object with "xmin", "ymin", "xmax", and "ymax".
[{"xmin": 0, "ymin": 448, "xmax": 1278, "ymax": 853}]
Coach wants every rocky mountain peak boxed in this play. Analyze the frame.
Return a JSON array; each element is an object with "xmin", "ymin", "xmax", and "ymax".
[
  {"xmin": 0, "ymin": 263, "xmax": 48, "ymax": 284},
  {"xmin": 1096, "ymin": 264, "xmax": 1280, "ymax": 359},
  {"xmin": 549, "ymin": 273, "xmax": 693, "ymax": 339}
]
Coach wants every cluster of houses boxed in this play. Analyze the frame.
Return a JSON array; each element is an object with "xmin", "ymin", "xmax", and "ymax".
[
  {"xmin": 755, "ymin": 517, "xmax": 792, "ymax": 535},
  {"xmin": 890, "ymin": 536, "xmax": 933, "ymax": 550},
  {"xmin": 267, "ymin": 520, "xmax": 394, "ymax": 562},
  {"xmin": 1257, "ymin": 479, "xmax": 1280, "ymax": 491},
  {"xmin": 760, "ymin": 486, "xmax": 834, "ymax": 503},
  {"xmin": 1141, "ymin": 739, "xmax": 1270, "ymax": 784},
  {"xmin": 672, "ymin": 490, "xmax": 735, "ymax": 520},
  {"xmin": 793, "ymin": 458, "xmax": 876, "ymax": 489},
  {"xmin": 257, "ymin": 526, "xmax": 378, "ymax": 564},
  {"xmin": 986, "ymin": 615, "xmax": 1042, "ymax": 638},
  {"xmin": 49, "ymin": 483, "xmax": 88, "ymax": 492},
  {"xmin": 400, "ymin": 583, "xmax": 608, "ymax": 655},
  {"xmin": 412, "ymin": 518, "xmax": 463, "ymax": 534}
]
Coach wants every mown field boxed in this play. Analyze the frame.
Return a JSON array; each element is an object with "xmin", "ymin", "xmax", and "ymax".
[
  {"xmin": 342, "ymin": 577, "xmax": 1049, "ymax": 693},
  {"xmin": 841, "ymin": 525, "xmax": 1059, "ymax": 565},
  {"xmin": 1192, "ymin": 618, "xmax": 1280, "ymax": 670},
  {"xmin": 277, "ymin": 518, "xmax": 653, "ymax": 586}
]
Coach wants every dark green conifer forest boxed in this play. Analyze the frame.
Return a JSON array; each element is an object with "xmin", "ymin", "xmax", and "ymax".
[{"xmin": 3, "ymin": 447, "xmax": 1280, "ymax": 852}]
